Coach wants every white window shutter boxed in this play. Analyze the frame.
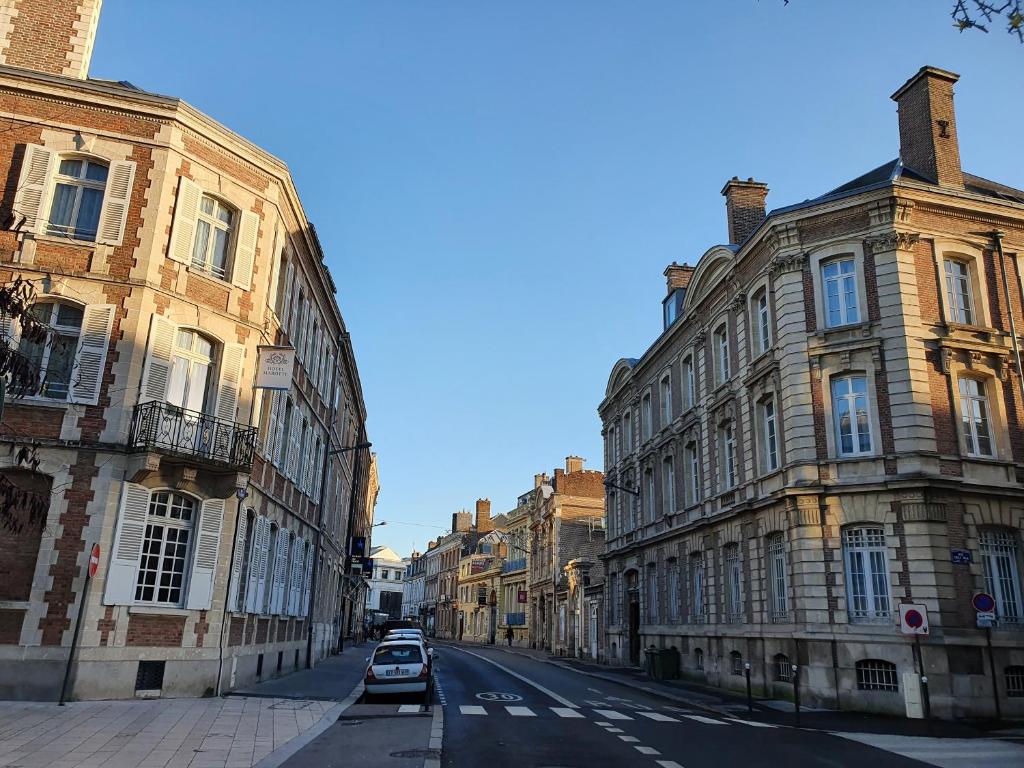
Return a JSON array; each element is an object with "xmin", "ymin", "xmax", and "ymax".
[
  {"xmin": 227, "ymin": 508, "xmax": 249, "ymax": 612},
  {"xmin": 281, "ymin": 260, "xmax": 294, "ymax": 331},
  {"xmin": 288, "ymin": 538, "xmax": 303, "ymax": 615},
  {"xmin": 103, "ymin": 483, "xmax": 151, "ymax": 605},
  {"xmin": 263, "ymin": 391, "xmax": 278, "ymax": 460},
  {"xmin": 68, "ymin": 303, "xmax": 115, "ymax": 405},
  {"xmin": 96, "ymin": 159, "xmax": 136, "ymax": 245},
  {"xmin": 215, "ymin": 343, "xmax": 245, "ymax": 423},
  {"xmin": 254, "ymin": 517, "xmax": 271, "ymax": 613},
  {"xmin": 273, "ymin": 394, "xmax": 287, "ymax": 467},
  {"xmin": 168, "ymin": 177, "xmax": 202, "ymax": 263},
  {"xmin": 286, "ymin": 411, "xmax": 301, "ymax": 480},
  {"xmin": 301, "ymin": 548, "xmax": 313, "ymax": 616},
  {"xmin": 140, "ymin": 314, "xmax": 176, "ymax": 403},
  {"xmin": 232, "ymin": 210, "xmax": 259, "ymax": 290},
  {"xmin": 14, "ymin": 144, "xmax": 55, "ymax": 234},
  {"xmin": 300, "ymin": 428, "xmax": 311, "ymax": 491},
  {"xmin": 267, "ymin": 224, "xmax": 282, "ymax": 315},
  {"xmin": 314, "ymin": 439, "xmax": 325, "ymax": 502},
  {"xmin": 244, "ymin": 516, "xmax": 263, "ymax": 613},
  {"xmin": 272, "ymin": 528, "xmax": 289, "ymax": 614},
  {"xmin": 185, "ymin": 497, "xmax": 225, "ymax": 610}
]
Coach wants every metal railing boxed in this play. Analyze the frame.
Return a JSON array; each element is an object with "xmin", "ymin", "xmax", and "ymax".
[
  {"xmin": 502, "ymin": 557, "xmax": 527, "ymax": 573},
  {"xmin": 504, "ymin": 612, "xmax": 526, "ymax": 626},
  {"xmin": 129, "ymin": 401, "xmax": 258, "ymax": 471}
]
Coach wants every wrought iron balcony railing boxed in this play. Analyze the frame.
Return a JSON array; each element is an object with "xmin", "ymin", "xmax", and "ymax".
[
  {"xmin": 504, "ymin": 612, "xmax": 526, "ymax": 626},
  {"xmin": 501, "ymin": 557, "xmax": 527, "ymax": 574},
  {"xmin": 129, "ymin": 401, "xmax": 258, "ymax": 471}
]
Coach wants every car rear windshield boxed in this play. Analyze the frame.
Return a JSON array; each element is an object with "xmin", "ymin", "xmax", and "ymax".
[{"xmin": 373, "ymin": 645, "xmax": 422, "ymax": 665}]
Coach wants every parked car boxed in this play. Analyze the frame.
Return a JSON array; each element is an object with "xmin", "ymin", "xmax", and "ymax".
[{"xmin": 364, "ymin": 640, "xmax": 432, "ymax": 702}]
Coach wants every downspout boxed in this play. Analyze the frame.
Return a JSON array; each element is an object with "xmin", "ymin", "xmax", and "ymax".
[{"xmin": 993, "ymin": 231, "xmax": 1024, "ymax": 397}]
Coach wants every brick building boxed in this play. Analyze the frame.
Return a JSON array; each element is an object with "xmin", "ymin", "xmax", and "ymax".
[
  {"xmin": 497, "ymin": 498, "xmax": 530, "ymax": 646},
  {"xmin": 599, "ymin": 67, "xmax": 1024, "ymax": 718},
  {"xmin": 0, "ymin": 2, "xmax": 371, "ymax": 699},
  {"xmin": 528, "ymin": 457, "xmax": 605, "ymax": 651}
]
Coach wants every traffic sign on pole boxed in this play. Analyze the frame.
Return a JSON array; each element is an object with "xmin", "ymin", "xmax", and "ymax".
[
  {"xmin": 899, "ymin": 603, "xmax": 929, "ymax": 635},
  {"xmin": 88, "ymin": 544, "xmax": 100, "ymax": 578},
  {"xmin": 972, "ymin": 593, "xmax": 995, "ymax": 613}
]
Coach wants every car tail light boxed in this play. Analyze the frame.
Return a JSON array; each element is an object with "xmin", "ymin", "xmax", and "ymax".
[
  {"xmin": 417, "ymin": 664, "xmax": 429, "ymax": 678},
  {"xmin": 366, "ymin": 667, "xmax": 376, "ymax": 680}
]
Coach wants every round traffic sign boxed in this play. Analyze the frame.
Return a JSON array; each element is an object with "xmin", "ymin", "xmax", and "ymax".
[
  {"xmin": 904, "ymin": 609, "xmax": 924, "ymax": 629},
  {"xmin": 475, "ymin": 692, "xmax": 522, "ymax": 702},
  {"xmin": 972, "ymin": 593, "xmax": 995, "ymax": 613},
  {"xmin": 88, "ymin": 543, "xmax": 100, "ymax": 578}
]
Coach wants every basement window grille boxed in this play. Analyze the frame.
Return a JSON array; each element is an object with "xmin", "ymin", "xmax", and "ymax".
[
  {"xmin": 774, "ymin": 654, "xmax": 792, "ymax": 682},
  {"xmin": 135, "ymin": 660, "xmax": 165, "ymax": 692},
  {"xmin": 855, "ymin": 659, "xmax": 898, "ymax": 692},
  {"xmin": 694, "ymin": 648, "xmax": 704, "ymax": 671},
  {"xmin": 1007, "ymin": 666, "xmax": 1024, "ymax": 697},
  {"xmin": 730, "ymin": 651, "xmax": 743, "ymax": 676}
]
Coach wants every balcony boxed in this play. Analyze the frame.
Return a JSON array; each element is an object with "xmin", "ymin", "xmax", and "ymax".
[
  {"xmin": 502, "ymin": 557, "xmax": 527, "ymax": 574},
  {"xmin": 505, "ymin": 612, "xmax": 526, "ymax": 626},
  {"xmin": 129, "ymin": 401, "xmax": 258, "ymax": 472}
]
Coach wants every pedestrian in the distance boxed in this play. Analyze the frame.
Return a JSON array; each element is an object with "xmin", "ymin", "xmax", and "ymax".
[{"xmin": 506, "ymin": 625, "xmax": 514, "ymax": 647}]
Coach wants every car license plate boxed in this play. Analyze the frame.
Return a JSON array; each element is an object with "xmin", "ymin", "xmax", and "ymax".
[{"xmin": 385, "ymin": 668, "xmax": 410, "ymax": 677}]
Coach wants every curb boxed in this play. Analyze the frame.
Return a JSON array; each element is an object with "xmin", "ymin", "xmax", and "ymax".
[
  {"xmin": 253, "ymin": 680, "xmax": 364, "ymax": 768},
  {"xmin": 424, "ymin": 698, "xmax": 444, "ymax": 768}
]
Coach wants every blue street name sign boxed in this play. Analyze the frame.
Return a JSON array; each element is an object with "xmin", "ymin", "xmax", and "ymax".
[{"xmin": 950, "ymin": 549, "xmax": 972, "ymax": 564}]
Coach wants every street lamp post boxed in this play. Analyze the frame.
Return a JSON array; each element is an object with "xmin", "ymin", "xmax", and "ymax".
[{"xmin": 305, "ymin": 439, "xmax": 371, "ymax": 668}]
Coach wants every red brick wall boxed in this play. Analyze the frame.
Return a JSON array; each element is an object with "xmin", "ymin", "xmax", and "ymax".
[
  {"xmin": 228, "ymin": 616, "xmax": 244, "ymax": 646},
  {"xmin": 915, "ymin": 240, "xmax": 941, "ymax": 324},
  {"xmin": 0, "ymin": 508, "xmax": 43, "ymax": 601},
  {"xmin": 0, "ymin": 404, "xmax": 62, "ymax": 439},
  {"xmin": 926, "ymin": 349, "xmax": 959, "ymax": 455},
  {"xmin": 1, "ymin": 0, "xmax": 80, "ymax": 77},
  {"xmin": 0, "ymin": 610, "xmax": 24, "ymax": 644},
  {"xmin": 34, "ymin": 242, "xmax": 90, "ymax": 272},
  {"xmin": 185, "ymin": 272, "xmax": 229, "ymax": 312},
  {"xmin": 554, "ymin": 470, "xmax": 605, "ymax": 498},
  {"xmin": 126, "ymin": 614, "xmax": 186, "ymax": 646}
]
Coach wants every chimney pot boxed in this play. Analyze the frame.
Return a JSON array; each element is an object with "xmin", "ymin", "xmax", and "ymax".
[
  {"xmin": 891, "ymin": 66, "xmax": 963, "ymax": 188},
  {"xmin": 721, "ymin": 178, "xmax": 769, "ymax": 246}
]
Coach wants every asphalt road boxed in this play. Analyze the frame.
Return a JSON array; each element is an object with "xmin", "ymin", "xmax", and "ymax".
[{"xmin": 433, "ymin": 642, "xmax": 930, "ymax": 768}]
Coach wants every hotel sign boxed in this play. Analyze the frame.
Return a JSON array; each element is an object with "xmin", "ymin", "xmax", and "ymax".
[{"xmin": 255, "ymin": 346, "xmax": 295, "ymax": 390}]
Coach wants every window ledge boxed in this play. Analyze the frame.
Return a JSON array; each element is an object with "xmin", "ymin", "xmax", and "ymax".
[
  {"xmin": 6, "ymin": 397, "xmax": 68, "ymax": 409},
  {"xmin": 185, "ymin": 264, "xmax": 233, "ymax": 289},
  {"xmin": 29, "ymin": 233, "xmax": 98, "ymax": 249},
  {"xmin": 0, "ymin": 600, "xmax": 30, "ymax": 610},
  {"xmin": 129, "ymin": 605, "xmax": 192, "ymax": 616}
]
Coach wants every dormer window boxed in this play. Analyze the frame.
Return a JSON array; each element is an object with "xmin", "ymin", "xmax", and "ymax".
[
  {"xmin": 192, "ymin": 195, "xmax": 235, "ymax": 279},
  {"xmin": 663, "ymin": 288, "xmax": 685, "ymax": 330}
]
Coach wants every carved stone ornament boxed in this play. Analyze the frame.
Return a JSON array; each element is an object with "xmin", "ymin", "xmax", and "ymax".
[
  {"xmin": 810, "ymin": 356, "xmax": 823, "ymax": 381},
  {"xmin": 967, "ymin": 350, "xmax": 985, "ymax": 370},
  {"xmin": 692, "ymin": 326, "xmax": 708, "ymax": 346},
  {"xmin": 940, "ymin": 347, "xmax": 955, "ymax": 374},
  {"xmin": 786, "ymin": 495, "xmax": 820, "ymax": 527},
  {"xmin": 995, "ymin": 355, "xmax": 1014, "ymax": 383},
  {"xmin": 729, "ymin": 291, "xmax": 747, "ymax": 312},
  {"xmin": 765, "ymin": 222, "xmax": 801, "ymax": 252},
  {"xmin": 768, "ymin": 251, "xmax": 808, "ymax": 277},
  {"xmin": 864, "ymin": 231, "xmax": 920, "ymax": 255}
]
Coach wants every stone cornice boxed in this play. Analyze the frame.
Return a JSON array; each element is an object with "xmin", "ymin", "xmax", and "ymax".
[
  {"xmin": 767, "ymin": 251, "xmax": 808, "ymax": 277},
  {"xmin": 864, "ymin": 231, "xmax": 920, "ymax": 255}
]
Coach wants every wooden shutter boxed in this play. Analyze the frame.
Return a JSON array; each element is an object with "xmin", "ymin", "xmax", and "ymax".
[
  {"xmin": 227, "ymin": 508, "xmax": 249, "ymax": 612},
  {"xmin": 168, "ymin": 177, "xmax": 202, "ymax": 263},
  {"xmin": 286, "ymin": 410, "xmax": 301, "ymax": 480},
  {"xmin": 69, "ymin": 303, "xmax": 115, "ymax": 405},
  {"xmin": 272, "ymin": 528, "xmax": 289, "ymax": 614},
  {"xmin": 266, "ymin": 223, "xmax": 282, "ymax": 315},
  {"xmin": 254, "ymin": 517, "xmax": 271, "ymax": 613},
  {"xmin": 185, "ymin": 497, "xmax": 225, "ymax": 610},
  {"xmin": 244, "ymin": 515, "xmax": 263, "ymax": 613},
  {"xmin": 273, "ymin": 394, "xmax": 287, "ymax": 467},
  {"xmin": 301, "ymin": 548, "xmax": 314, "ymax": 616},
  {"xmin": 103, "ymin": 483, "xmax": 151, "ymax": 605},
  {"xmin": 288, "ymin": 538, "xmax": 303, "ymax": 615},
  {"xmin": 232, "ymin": 209, "xmax": 259, "ymax": 290},
  {"xmin": 281, "ymin": 260, "xmax": 294, "ymax": 331},
  {"xmin": 300, "ymin": 426, "xmax": 311, "ymax": 491},
  {"xmin": 263, "ymin": 392, "xmax": 278, "ymax": 460},
  {"xmin": 13, "ymin": 144, "xmax": 55, "ymax": 234},
  {"xmin": 96, "ymin": 159, "xmax": 136, "ymax": 245},
  {"xmin": 139, "ymin": 314, "xmax": 176, "ymax": 403},
  {"xmin": 215, "ymin": 343, "xmax": 245, "ymax": 423}
]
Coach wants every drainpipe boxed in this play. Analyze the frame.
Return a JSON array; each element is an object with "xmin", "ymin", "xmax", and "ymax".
[{"xmin": 992, "ymin": 230, "xmax": 1024, "ymax": 397}]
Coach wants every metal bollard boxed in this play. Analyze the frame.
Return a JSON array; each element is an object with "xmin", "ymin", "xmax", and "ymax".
[
  {"xmin": 744, "ymin": 661, "xmax": 753, "ymax": 715},
  {"xmin": 792, "ymin": 664, "xmax": 801, "ymax": 728}
]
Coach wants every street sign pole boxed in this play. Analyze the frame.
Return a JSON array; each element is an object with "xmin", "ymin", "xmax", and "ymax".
[
  {"xmin": 792, "ymin": 664, "xmax": 801, "ymax": 728},
  {"xmin": 985, "ymin": 626, "xmax": 1002, "ymax": 722},
  {"xmin": 744, "ymin": 661, "xmax": 753, "ymax": 715},
  {"xmin": 914, "ymin": 633, "xmax": 932, "ymax": 733},
  {"xmin": 59, "ymin": 544, "xmax": 98, "ymax": 706}
]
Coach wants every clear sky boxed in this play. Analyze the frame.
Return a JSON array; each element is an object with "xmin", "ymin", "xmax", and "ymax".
[{"xmin": 92, "ymin": 1, "xmax": 1020, "ymax": 558}]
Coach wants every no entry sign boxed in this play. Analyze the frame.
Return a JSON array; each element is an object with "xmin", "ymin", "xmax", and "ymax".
[
  {"xmin": 899, "ymin": 603, "xmax": 929, "ymax": 635},
  {"xmin": 88, "ymin": 543, "xmax": 100, "ymax": 578}
]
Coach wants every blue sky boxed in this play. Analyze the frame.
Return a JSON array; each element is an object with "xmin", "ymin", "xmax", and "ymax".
[{"xmin": 93, "ymin": 1, "xmax": 1020, "ymax": 557}]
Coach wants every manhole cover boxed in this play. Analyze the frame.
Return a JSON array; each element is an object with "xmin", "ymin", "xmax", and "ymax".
[
  {"xmin": 390, "ymin": 748, "xmax": 441, "ymax": 759},
  {"xmin": 475, "ymin": 692, "xmax": 523, "ymax": 702}
]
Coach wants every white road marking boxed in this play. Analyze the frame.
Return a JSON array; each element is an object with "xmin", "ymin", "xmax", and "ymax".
[
  {"xmin": 587, "ymin": 687, "xmax": 602, "ymax": 693},
  {"xmin": 594, "ymin": 709, "xmax": 633, "ymax": 720},
  {"xmin": 505, "ymin": 706, "xmax": 536, "ymax": 717},
  {"xmin": 605, "ymin": 728, "xmax": 624, "ymax": 733},
  {"xmin": 551, "ymin": 707, "xmax": 584, "ymax": 718},
  {"xmin": 452, "ymin": 647, "xmax": 579, "ymax": 708},
  {"xmin": 618, "ymin": 735, "xmax": 640, "ymax": 743},
  {"xmin": 657, "ymin": 762, "xmax": 685, "ymax": 768},
  {"xmin": 459, "ymin": 705, "xmax": 487, "ymax": 715},
  {"xmin": 397, "ymin": 704, "xmax": 421, "ymax": 713},
  {"xmin": 638, "ymin": 711, "xmax": 679, "ymax": 722},
  {"xmin": 682, "ymin": 714, "xmax": 726, "ymax": 725},
  {"xmin": 636, "ymin": 746, "xmax": 661, "ymax": 756},
  {"xmin": 835, "ymin": 732, "xmax": 1024, "ymax": 768},
  {"xmin": 725, "ymin": 717, "xmax": 777, "ymax": 728},
  {"xmin": 594, "ymin": 721, "xmax": 612, "ymax": 726}
]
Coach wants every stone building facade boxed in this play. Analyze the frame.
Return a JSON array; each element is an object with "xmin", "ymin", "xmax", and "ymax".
[
  {"xmin": 600, "ymin": 67, "xmax": 1024, "ymax": 719},
  {"xmin": 0, "ymin": 2, "xmax": 370, "ymax": 700},
  {"xmin": 497, "ymin": 500, "xmax": 530, "ymax": 646},
  {"xmin": 528, "ymin": 457, "xmax": 605, "ymax": 651},
  {"xmin": 457, "ymin": 529, "xmax": 505, "ymax": 645}
]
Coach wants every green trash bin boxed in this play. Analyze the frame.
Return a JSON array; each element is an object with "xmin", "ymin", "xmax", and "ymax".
[
  {"xmin": 658, "ymin": 647, "xmax": 680, "ymax": 680},
  {"xmin": 643, "ymin": 647, "xmax": 658, "ymax": 677}
]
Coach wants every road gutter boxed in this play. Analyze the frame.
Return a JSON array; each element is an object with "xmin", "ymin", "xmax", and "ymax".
[{"xmin": 424, "ymin": 699, "xmax": 444, "ymax": 768}]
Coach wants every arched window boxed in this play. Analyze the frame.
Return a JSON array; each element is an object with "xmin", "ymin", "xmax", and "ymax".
[
  {"xmin": 980, "ymin": 528, "xmax": 1023, "ymax": 625},
  {"xmin": 135, "ymin": 491, "xmax": 196, "ymax": 606},
  {"xmin": 855, "ymin": 659, "xmax": 898, "ymax": 692},
  {"xmin": 168, "ymin": 329, "xmax": 215, "ymax": 413},
  {"xmin": 18, "ymin": 301, "xmax": 83, "ymax": 400},
  {"xmin": 694, "ymin": 647, "xmax": 704, "ymax": 671},
  {"xmin": 730, "ymin": 651, "xmax": 743, "ymax": 675},
  {"xmin": 1006, "ymin": 665, "xmax": 1024, "ymax": 697},
  {"xmin": 774, "ymin": 653, "xmax": 792, "ymax": 682},
  {"xmin": 191, "ymin": 195, "xmax": 235, "ymax": 278},
  {"xmin": 46, "ymin": 156, "xmax": 108, "ymax": 240}
]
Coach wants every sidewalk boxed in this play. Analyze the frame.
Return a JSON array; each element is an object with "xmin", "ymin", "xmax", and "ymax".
[
  {"xmin": 0, "ymin": 647, "xmax": 372, "ymax": 768},
  {"xmin": 455, "ymin": 640, "xmax": 1021, "ymax": 740}
]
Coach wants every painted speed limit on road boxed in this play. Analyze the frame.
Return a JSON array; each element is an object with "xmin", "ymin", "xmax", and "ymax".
[{"xmin": 476, "ymin": 692, "xmax": 523, "ymax": 702}]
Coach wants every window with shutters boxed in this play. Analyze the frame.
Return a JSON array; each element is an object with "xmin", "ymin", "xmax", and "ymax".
[
  {"xmin": 167, "ymin": 329, "xmax": 215, "ymax": 413},
  {"xmin": 262, "ymin": 522, "xmax": 278, "ymax": 614},
  {"xmin": 18, "ymin": 302, "xmax": 82, "ymax": 400},
  {"xmin": 279, "ymin": 397, "xmax": 293, "ymax": 468},
  {"xmin": 235, "ymin": 509, "xmax": 257, "ymax": 612},
  {"xmin": 135, "ymin": 491, "xmax": 196, "ymax": 606},
  {"xmin": 45, "ymin": 157, "xmax": 108, "ymax": 241},
  {"xmin": 191, "ymin": 195, "xmax": 235, "ymax": 279}
]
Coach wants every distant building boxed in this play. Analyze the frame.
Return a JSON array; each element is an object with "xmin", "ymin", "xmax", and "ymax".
[
  {"xmin": 401, "ymin": 552, "xmax": 424, "ymax": 622},
  {"xmin": 497, "ymin": 497, "xmax": 531, "ymax": 646},
  {"xmin": 365, "ymin": 546, "xmax": 409, "ymax": 620},
  {"xmin": 600, "ymin": 67, "xmax": 1024, "ymax": 719}
]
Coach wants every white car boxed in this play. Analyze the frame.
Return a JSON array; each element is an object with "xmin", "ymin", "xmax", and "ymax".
[{"xmin": 364, "ymin": 640, "xmax": 432, "ymax": 700}]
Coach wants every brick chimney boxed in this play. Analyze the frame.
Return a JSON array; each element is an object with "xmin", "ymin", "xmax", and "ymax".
[
  {"xmin": 475, "ymin": 499, "xmax": 493, "ymax": 532},
  {"xmin": 0, "ymin": 0, "xmax": 103, "ymax": 79},
  {"xmin": 534, "ymin": 473, "xmax": 548, "ymax": 488},
  {"xmin": 565, "ymin": 456, "xmax": 584, "ymax": 474},
  {"xmin": 891, "ymin": 66, "xmax": 963, "ymax": 189},
  {"xmin": 664, "ymin": 262, "xmax": 694, "ymax": 295},
  {"xmin": 721, "ymin": 177, "xmax": 769, "ymax": 246},
  {"xmin": 452, "ymin": 510, "xmax": 472, "ymax": 533}
]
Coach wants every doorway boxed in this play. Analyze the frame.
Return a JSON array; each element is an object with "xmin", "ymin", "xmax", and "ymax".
[{"xmin": 626, "ymin": 570, "xmax": 640, "ymax": 666}]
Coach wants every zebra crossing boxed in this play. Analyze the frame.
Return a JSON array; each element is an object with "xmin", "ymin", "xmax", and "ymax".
[{"xmin": 453, "ymin": 703, "xmax": 778, "ymax": 727}]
